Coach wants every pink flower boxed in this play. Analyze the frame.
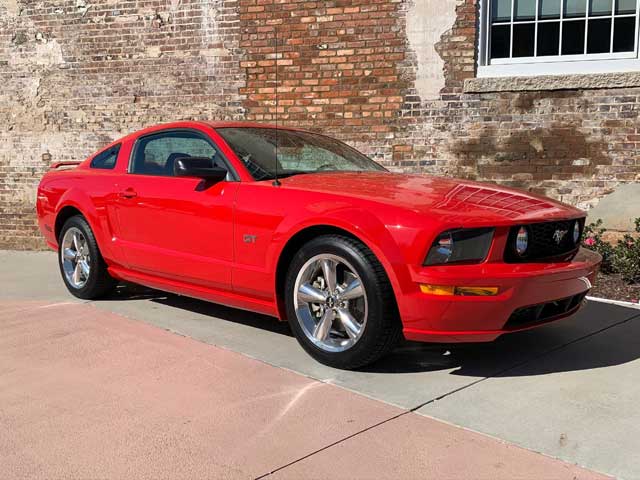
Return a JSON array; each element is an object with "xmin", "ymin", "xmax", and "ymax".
[{"xmin": 584, "ymin": 237, "xmax": 595, "ymax": 246}]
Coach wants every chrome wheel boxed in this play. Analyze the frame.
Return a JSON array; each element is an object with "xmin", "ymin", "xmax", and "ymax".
[
  {"xmin": 293, "ymin": 253, "xmax": 368, "ymax": 353},
  {"xmin": 60, "ymin": 227, "xmax": 91, "ymax": 289}
]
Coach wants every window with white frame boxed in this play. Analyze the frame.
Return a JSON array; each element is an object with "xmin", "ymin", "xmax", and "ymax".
[{"xmin": 478, "ymin": 0, "xmax": 640, "ymax": 76}]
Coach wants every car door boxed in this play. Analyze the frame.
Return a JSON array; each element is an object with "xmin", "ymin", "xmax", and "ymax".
[{"xmin": 114, "ymin": 128, "xmax": 238, "ymax": 291}]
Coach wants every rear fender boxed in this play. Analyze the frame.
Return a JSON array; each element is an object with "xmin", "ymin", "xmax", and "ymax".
[{"xmin": 55, "ymin": 188, "xmax": 117, "ymax": 263}]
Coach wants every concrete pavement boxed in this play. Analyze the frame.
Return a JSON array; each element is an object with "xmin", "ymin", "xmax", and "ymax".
[
  {"xmin": 3, "ymin": 250, "xmax": 639, "ymax": 478},
  {"xmin": 1, "ymin": 300, "xmax": 606, "ymax": 479}
]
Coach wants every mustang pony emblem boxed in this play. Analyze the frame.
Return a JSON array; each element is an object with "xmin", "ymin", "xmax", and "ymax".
[{"xmin": 553, "ymin": 229, "xmax": 568, "ymax": 244}]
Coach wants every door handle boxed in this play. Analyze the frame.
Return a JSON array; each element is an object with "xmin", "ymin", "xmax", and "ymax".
[{"xmin": 119, "ymin": 188, "xmax": 138, "ymax": 199}]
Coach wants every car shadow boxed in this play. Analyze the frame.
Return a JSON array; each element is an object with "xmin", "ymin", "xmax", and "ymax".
[
  {"xmin": 101, "ymin": 283, "xmax": 163, "ymax": 301},
  {"xmin": 363, "ymin": 305, "xmax": 640, "ymax": 378},
  {"xmin": 102, "ymin": 282, "xmax": 294, "ymax": 337},
  {"xmin": 102, "ymin": 283, "xmax": 640, "ymax": 378}
]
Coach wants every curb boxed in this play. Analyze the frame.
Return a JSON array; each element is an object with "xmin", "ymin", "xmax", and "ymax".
[{"xmin": 587, "ymin": 295, "xmax": 640, "ymax": 310}]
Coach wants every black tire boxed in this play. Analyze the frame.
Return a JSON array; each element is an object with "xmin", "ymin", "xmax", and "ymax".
[
  {"xmin": 58, "ymin": 215, "xmax": 117, "ymax": 299},
  {"xmin": 285, "ymin": 234, "xmax": 402, "ymax": 369}
]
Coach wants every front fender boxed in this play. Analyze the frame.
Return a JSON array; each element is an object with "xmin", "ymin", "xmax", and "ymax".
[{"xmin": 271, "ymin": 207, "xmax": 415, "ymax": 305}]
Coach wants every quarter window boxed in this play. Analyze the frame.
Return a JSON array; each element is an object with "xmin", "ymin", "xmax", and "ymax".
[
  {"xmin": 90, "ymin": 144, "xmax": 120, "ymax": 170},
  {"xmin": 130, "ymin": 131, "xmax": 219, "ymax": 176},
  {"xmin": 479, "ymin": 0, "xmax": 640, "ymax": 76}
]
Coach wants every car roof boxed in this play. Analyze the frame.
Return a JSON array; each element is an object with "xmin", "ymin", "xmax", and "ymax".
[
  {"xmin": 201, "ymin": 120, "xmax": 307, "ymax": 131},
  {"xmin": 98, "ymin": 121, "xmax": 310, "ymax": 152},
  {"xmin": 131, "ymin": 121, "xmax": 308, "ymax": 139},
  {"xmin": 83, "ymin": 121, "xmax": 321, "ymax": 166}
]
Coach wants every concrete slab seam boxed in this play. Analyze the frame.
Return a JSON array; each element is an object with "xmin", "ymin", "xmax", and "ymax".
[
  {"xmin": 419, "ymin": 309, "xmax": 640, "ymax": 409},
  {"xmin": 255, "ymin": 310, "xmax": 639, "ymax": 479},
  {"xmin": 69, "ymin": 301, "xmax": 638, "ymax": 479}
]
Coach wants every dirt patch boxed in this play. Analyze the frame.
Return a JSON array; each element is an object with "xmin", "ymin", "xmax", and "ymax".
[
  {"xmin": 450, "ymin": 123, "xmax": 610, "ymax": 175},
  {"xmin": 512, "ymin": 93, "xmax": 536, "ymax": 112},
  {"xmin": 591, "ymin": 273, "xmax": 640, "ymax": 304}
]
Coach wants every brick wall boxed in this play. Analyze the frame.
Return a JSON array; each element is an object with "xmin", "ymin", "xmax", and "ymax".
[{"xmin": 1, "ymin": 0, "xmax": 639, "ymax": 249}]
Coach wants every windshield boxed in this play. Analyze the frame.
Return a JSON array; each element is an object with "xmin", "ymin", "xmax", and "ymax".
[{"xmin": 216, "ymin": 127, "xmax": 387, "ymax": 181}]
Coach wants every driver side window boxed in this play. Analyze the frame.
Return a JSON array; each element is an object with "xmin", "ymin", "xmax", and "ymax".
[{"xmin": 131, "ymin": 131, "xmax": 217, "ymax": 176}]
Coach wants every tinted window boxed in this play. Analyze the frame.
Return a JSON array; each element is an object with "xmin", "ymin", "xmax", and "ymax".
[
  {"xmin": 131, "ymin": 131, "xmax": 218, "ymax": 176},
  {"xmin": 216, "ymin": 128, "xmax": 386, "ymax": 181},
  {"xmin": 90, "ymin": 144, "xmax": 120, "ymax": 170}
]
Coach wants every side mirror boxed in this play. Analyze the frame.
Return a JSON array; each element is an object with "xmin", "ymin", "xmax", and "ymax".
[{"xmin": 174, "ymin": 157, "xmax": 227, "ymax": 182}]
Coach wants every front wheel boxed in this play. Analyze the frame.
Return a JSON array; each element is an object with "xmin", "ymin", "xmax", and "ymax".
[
  {"xmin": 285, "ymin": 235, "xmax": 402, "ymax": 369},
  {"xmin": 58, "ymin": 215, "xmax": 116, "ymax": 299}
]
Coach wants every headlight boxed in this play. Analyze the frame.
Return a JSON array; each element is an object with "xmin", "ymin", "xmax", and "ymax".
[
  {"xmin": 515, "ymin": 226, "xmax": 529, "ymax": 256},
  {"xmin": 573, "ymin": 221, "xmax": 581, "ymax": 244},
  {"xmin": 424, "ymin": 228, "xmax": 494, "ymax": 266}
]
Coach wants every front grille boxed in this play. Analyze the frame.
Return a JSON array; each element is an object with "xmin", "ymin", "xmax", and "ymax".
[
  {"xmin": 504, "ymin": 218, "xmax": 585, "ymax": 263},
  {"xmin": 505, "ymin": 292, "xmax": 588, "ymax": 330}
]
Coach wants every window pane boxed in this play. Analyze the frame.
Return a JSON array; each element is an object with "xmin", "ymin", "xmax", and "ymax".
[
  {"xmin": 217, "ymin": 128, "xmax": 385, "ymax": 181},
  {"xmin": 537, "ymin": 21, "xmax": 561, "ymax": 54},
  {"xmin": 613, "ymin": 16, "xmax": 636, "ymax": 51},
  {"xmin": 91, "ymin": 146, "xmax": 120, "ymax": 170},
  {"xmin": 562, "ymin": 20, "xmax": 586, "ymax": 53},
  {"xmin": 587, "ymin": 18, "xmax": 612, "ymax": 52},
  {"xmin": 132, "ymin": 132, "xmax": 217, "ymax": 176},
  {"xmin": 515, "ymin": 0, "xmax": 536, "ymax": 19},
  {"xmin": 565, "ymin": 0, "xmax": 587, "ymax": 17},
  {"xmin": 590, "ymin": 0, "xmax": 614, "ymax": 15},
  {"xmin": 615, "ymin": 0, "xmax": 637, "ymax": 14},
  {"xmin": 492, "ymin": 0, "xmax": 512, "ymax": 22},
  {"xmin": 513, "ymin": 23, "xmax": 535, "ymax": 56},
  {"xmin": 491, "ymin": 24, "xmax": 512, "ymax": 58},
  {"xmin": 540, "ymin": 0, "xmax": 561, "ymax": 18}
]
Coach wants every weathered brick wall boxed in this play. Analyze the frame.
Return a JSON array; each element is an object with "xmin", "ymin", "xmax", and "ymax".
[
  {"xmin": 238, "ymin": 0, "xmax": 410, "ymax": 165},
  {"xmin": 1, "ymin": 0, "xmax": 245, "ymax": 249},
  {"xmin": 394, "ymin": 0, "xmax": 640, "ymax": 210},
  {"xmin": 1, "ymin": 0, "xmax": 639, "ymax": 249}
]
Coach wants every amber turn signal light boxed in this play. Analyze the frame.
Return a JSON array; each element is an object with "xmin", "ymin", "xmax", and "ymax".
[{"xmin": 420, "ymin": 284, "xmax": 499, "ymax": 296}]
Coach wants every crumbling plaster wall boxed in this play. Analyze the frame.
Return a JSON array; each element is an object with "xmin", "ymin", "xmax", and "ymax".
[{"xmin": 405, "ymin": 0, "xmax": 458, "ymax": 101}]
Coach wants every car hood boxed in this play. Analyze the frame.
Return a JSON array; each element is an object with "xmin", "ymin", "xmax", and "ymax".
[{"xmin": 279, "ymin": 171, "xmax": 584, "ymax": 226}]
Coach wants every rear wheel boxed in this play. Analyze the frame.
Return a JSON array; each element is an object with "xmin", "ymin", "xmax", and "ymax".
[
  {"xmin": 285, "ymin": 234, "xmax": 402, "ymax": 369},
  {"xmin": 58, "ymin": 215, "xmax": 116, "ymax": 299}
]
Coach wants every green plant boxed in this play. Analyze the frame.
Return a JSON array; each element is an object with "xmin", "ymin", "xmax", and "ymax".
[
  {"xmin": 582, "ymin": 218, "xmax": 640, "ymax": 283},
  {"xmin": 582, "ymin": 219, "xmax": 615, "ymax": 274},
  {"xmin": 610, "ymin": 218, "xmax": 640, "ymax": 284}
]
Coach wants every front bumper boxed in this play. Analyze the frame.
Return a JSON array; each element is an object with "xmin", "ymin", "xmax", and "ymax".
[{"xmin": 400, "ymin": 248, "xmax": 601, "ymax": 343}]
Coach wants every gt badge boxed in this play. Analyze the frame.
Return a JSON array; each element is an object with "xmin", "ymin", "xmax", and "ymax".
[{"xmin": 243, "ymin": 234, "xmax": 257, "ymax": 244}]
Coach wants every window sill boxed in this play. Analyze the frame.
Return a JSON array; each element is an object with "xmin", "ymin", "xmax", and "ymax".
[{"xmin": 464, "ymin": 71, "xmax": 640, "ymax": 93}]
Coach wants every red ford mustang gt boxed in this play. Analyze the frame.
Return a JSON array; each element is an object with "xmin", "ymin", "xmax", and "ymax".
[{"xmin": 36, "ymin": 121, "xmax": 601, "ymax": 369}]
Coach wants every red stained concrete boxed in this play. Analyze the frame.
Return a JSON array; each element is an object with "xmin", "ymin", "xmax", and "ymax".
[
  {"xmin": 0, "ymin": 301, "xmax": 609, "ymax": 479},
  {"xmin": 272, "ymin": 412, "xmax": 607, "ymax": 480}
]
